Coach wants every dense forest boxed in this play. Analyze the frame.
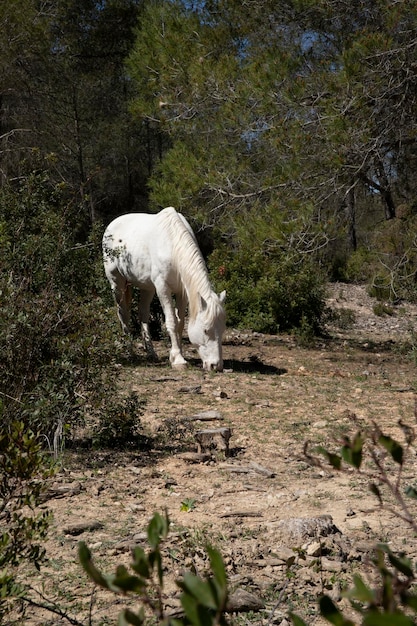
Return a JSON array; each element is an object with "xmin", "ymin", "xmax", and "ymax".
[{"xmin": 2, "ymin": 1, "xmax": 417, "ymax": 615}]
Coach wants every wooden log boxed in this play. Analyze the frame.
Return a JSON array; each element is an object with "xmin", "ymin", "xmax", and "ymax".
[
  {"xmin": 62, "ymin": 520, "xmax": 104, "ymax": 536},
  {"xmin": 42, "ymin": 482, "xmax": 83, "ymax": 501},
  {"xmin": 219, "ymin": 511, "xmax": 263, "ymax": 518},
  {"xmin": 179, "ymin": 452, "xmax": 212, "ymax": 463},
  {"xmin": 248, "ymin": 461, "xmax": 276, "ymax": 478},
  {"xmin": 183, "ymin": 410, "xmax": 223, "ymax": 422}
]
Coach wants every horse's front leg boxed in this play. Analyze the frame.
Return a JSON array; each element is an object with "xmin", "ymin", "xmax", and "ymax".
[
  {"xmin": 175, "ymin": 292, "xmax": 187, "ymax": 342},
  {"xmin": 157, "ymin": 288, "xmax": 187, "ymax": 369}
]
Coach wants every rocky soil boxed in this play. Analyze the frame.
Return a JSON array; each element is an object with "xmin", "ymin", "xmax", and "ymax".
[{"xmin": 21, "ymin": 283, "xmax": 417, "ymax": 626}]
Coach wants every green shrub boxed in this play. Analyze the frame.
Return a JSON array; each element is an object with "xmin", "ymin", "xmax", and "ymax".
[
  {"xmin": 79, "ymin": 511, "xmax": 229, "ymax": 626},
  {"xmin": 345, "ymin": 215, "xmax": 417, "ymax": 303},
  {"xmin": 92, "ymin": 392, "xmax": 149, "ymax": 450},
  {"xmin": 294, "ymin": 418, "xmax": 417, "ymax": 626},
  {"xmin": 0, "ymin": 421, "xmax": 53, "ymax": 620},
  {"xmin": 373, "ymin": 302, "xmax": 394, "ymax": 316},
  {"xmin": 0, "ymin": 173, "xmax": 126, "ymax": 444},
  {"xmin": 344, "ymin": 247, "xmax": 379, "ymax": 283},
  {"xmin": 368, "ymin": 274, "xmax": 393, "ymax": 302},
  {"xmin": 210, "ymin": 242, "xmax": 326, "ymax": 335}
]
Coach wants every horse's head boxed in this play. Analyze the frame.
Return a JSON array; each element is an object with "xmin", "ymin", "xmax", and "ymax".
[{"xmin": 188, "ymin": 291, "xmax": 226, "ymax": 372}]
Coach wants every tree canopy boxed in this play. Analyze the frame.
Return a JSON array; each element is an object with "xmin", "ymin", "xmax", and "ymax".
[{"xmin": 2, "ymin": 0, "xmax": 417, "ymax": 323}]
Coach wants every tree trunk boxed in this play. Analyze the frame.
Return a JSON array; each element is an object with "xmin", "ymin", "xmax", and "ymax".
[
  {"xmin": 376, "ymin": 162, "xmax": 396, "ymax": 220},
  {"xmin": 346, "ymin": 186, "xmax": 357, "ymax": 251}
]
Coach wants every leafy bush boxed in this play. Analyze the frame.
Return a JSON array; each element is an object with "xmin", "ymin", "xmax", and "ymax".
[
  {"xmin": 210, "ymin": 242, "xmax": 326, "ymax": 335},
  {"xmin": 0, "ymin": 421, "xmax": 52, "ymax": 620},
  {"xmin": 79, "ymin": 511, "xmax": 229, "ymax": 626},
  {"xmin": 0, "ymin": 173, "xmax": 126, "ymax": 444},
  {"xmin": 92, "ymin": 392, "xmax": 150, "ymax": 450},
  {"xmin": 344, "ymin": 214, "xmax": 417, "ymax": 303},
  {"xmin": 294, "ymin": 415, "xmax": 417, "ymax": 626}
]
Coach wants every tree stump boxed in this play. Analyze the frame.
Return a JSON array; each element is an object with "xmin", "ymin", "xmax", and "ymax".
[{"xmin": 194, "ymin": 427, "xmax": 232, "ymax": 456}]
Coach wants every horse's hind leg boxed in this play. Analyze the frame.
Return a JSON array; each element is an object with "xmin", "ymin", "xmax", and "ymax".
[
  {"xmin": 110, "ymin": 275, "xmax": 132, "ymax": 335},
  {"xmin": 138, "ymin": 289, "xmax": 158, "ymax": 361}
]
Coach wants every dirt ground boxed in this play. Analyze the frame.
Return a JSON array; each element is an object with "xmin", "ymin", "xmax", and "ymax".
[{"xmin": 22, "ymin": 283, "xmax": 417, "ymax": 625}]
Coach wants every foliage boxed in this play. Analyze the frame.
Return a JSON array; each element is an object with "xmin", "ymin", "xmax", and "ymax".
[
  {"xmin": 0, "ymin": 421, "xmax": 53, "ymax": 620},
  {"xmin": 0, "ymin": 0, "xmax": 147, "ymax": 222},
  {"xmin": 92, "ymin": 392, "xmax": 149, "ymax": 450},
  {"xmin": 126, "ymin": 0, "xmax": 417, "ymax": 311},
  {"xmin": 210, "ymin": 214, "xmax": 327, "ymax": 334},
  {"xmin": 79, "ymin": 511, "xmax": 229, "ymax": 626},
  {"xmin": 0, "ymin": 173, "xmax": 129, "ymax": 446},
  {"xmin": 293, "ymin": 414, "xmax": 417, "ymax": 625}
]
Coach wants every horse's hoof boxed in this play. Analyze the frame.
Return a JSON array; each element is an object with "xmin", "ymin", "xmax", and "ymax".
[{"xmin": 172, "ymin": 361, "xmax": 188, "ymax": 370}]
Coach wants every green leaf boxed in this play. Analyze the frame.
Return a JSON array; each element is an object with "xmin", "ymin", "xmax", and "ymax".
[
  {"xmin": 112, "ymin": 570, "xmax": 146, "ymax": 594},
  {"xmin": 404, "ymin": 593, "xmax": 417, "ymax": 611},
  {"xmin": 207, "ymin": 545, "xmax": 227, "ymax": 592},
  {"xmin": 363, "ymin": 611, "xmax": 414, "ymax": 626},
  {"xmin": 118, "ymin": 608, "xmax": 145, "ymax": 626},
  {"xmin": 147, "ymin": 512, "xmax": 169, "ymax": 549},
  {"xmin": 378, "ymin": 435, "xmax": 403, "ymax": 465},
  {"xmin": 180, "ymin": 592, "xmax": 200, "ymax": 626},
  {"xmin": 131, "ymin": 547, "xmax": 150, "ymax": 579},
  {"xmin": 319, "ymin": 595, "xmax": 355, "ymax": 625},
  {"xmin": 179, "ymin": 572, "xmax": 218, "ymax": 609},
  {"xmin": 149, "ymin": 549, "xmax": 163, "ymax": 586},
  {"xmin": 404, "ymin": 485, "xmax": 417, "ymax": 500},
  {"xmin": 78, "ymin": 542, "xmax": 110, "ymax": 588},
  {"xmin": 317, "ymin": 446, "xmax": 342, "ymax": 470},
  {"xmin": 289, "ymin": 613, "xmax": 309, "ymax": 626},
  {"xmin": 345, "ymin": 575, "xmax": 375, "ymax": 603},
  {"xmin": 377, "ymin": 545, "xmax": 414, "ymax": 578},
  {"xmin": 341, "ymin": 432, "xmax": 363, "ymax": 469},
  {"xmin": 180, "ymin": 592, "xmax": 213, "ymax": 626}
]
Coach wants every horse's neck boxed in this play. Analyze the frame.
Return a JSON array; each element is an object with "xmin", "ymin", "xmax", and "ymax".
[
  {"xmin": 165, "ymin": 215, "xmax": 213, "ymax": 320},
  {"xmin": 177, "ymin": 245, "xmax": 213, "ymax": 320}
]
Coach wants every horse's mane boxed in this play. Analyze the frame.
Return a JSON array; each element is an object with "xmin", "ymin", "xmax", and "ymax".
[{"xmin": 158, "ymin": 207, "xmax": 222, "ymax": 321}]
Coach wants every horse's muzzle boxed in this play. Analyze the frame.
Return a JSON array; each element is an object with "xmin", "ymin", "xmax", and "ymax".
[{"xmin": 204, "ymin": 361, "xmax": 223, "ymax": 372}]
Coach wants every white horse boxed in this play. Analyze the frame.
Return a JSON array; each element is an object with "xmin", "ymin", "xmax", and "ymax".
[{"xmin": 102, "ymin": 207, "xmax": 226, "ymax": 371}]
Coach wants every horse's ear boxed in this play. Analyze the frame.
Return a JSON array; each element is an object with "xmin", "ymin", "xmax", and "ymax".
[
  {"xmin": 199, "ymin": 294, "xmax": 208, "ymax": 311},
  {"xmin": 219, "ymin": 290, "xmax": 226, "ymax": 304}
]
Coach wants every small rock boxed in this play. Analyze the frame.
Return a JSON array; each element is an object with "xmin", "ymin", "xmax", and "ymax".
[
  {"xmin": 132, "ymin": 532, "xmax": 148, "ymax": 543},
  {"xmin": 226, "ymin": 588, "xmax": 264, "ymax": 613},
  {"xmin": 277, "ymin": 515, "xmax": 341, "ymax": 541},
  {"xmin": 306, "ymin": 541, "xmax": 322, "ymax": 557},
  {"xmin": 272, "ymin": 547, "xmax": 296, "ymax": 563},
  {"xmin": 178, "ymin": 385, "xmax": 202, "ymax": 394},
  {"xmin": 213, "ymin": 390, "xmax": 228, "ymax": 399},
  {"xmin": 321, "ymin": 557, "xmax": 343, "ymax": 572}
]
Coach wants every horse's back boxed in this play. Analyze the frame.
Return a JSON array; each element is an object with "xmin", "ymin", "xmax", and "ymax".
[
  {"xmin": 103, "ymin": 207, "xmax": 181, "ymax": 241},
  {"xmin": 102, "ymin": 208, "xmax": 180, "ymax": 288},
  {"xmin": 103, "ymin": 212, "xmax": 156, "ymax": 242}
]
